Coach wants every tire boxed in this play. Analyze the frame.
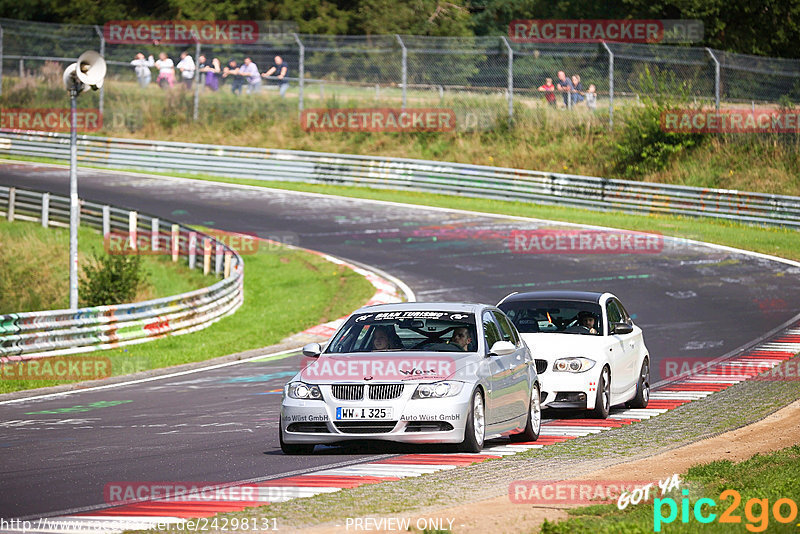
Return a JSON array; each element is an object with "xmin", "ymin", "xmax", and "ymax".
[
  {"xmin": 511, "ymin": 382, "xmax": 541, "ymax": 442},
  {"xmin": 590, "ymin": 366, "xmax": 611, "ymax": 419},
  {"xmin": 279, "ymin": 427, "xmax": 315, "ymax": 455},
  {"xmin": 458, "ymin": 389, "xmax": 485, "ymax": 453},
  {"xmin": 627, "ymin": 358, "xmax": 650, "ymax": 409}
]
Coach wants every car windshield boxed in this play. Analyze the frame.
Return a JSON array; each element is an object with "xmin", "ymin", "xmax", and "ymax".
[
  {"xmin": 500, "ymin": 300, "xmax": 603, "ymax": 335},
  {"xmin": 326, "ymin": 311, "xmax": 478, "ymax": 353}
]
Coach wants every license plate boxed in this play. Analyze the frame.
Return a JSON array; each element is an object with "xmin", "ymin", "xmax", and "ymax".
[{"xmin": 336, "ymin": 407, "xmax": 393, "ymax": 420}]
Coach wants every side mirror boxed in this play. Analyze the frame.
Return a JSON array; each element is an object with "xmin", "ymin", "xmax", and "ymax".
[
  {"xmin": 611, "ymin": 322, "xmax": 633, "ymax": 335},
  {"xmin": 489, "ymin": 340, "xmax": 516, "ymax": 356},
  {"xmin": 302, "ymin": 342, "xmax": 322, "ymax": 358}
]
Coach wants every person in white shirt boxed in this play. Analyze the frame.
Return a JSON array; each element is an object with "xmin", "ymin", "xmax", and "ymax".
[
  {"xmin": 130, "ymin": 53, "xmax": 154, "ymax": 87},
  {"xmin": 176, "ymin": 51, "xmax": 196, "ymax": 90},
  {"xmin": 155, "ymin": 52, "xmax": 175, "ymax": 89}
]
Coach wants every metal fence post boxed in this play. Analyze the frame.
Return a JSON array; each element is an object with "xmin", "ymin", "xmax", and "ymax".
[
  {"xmin": 501, "ymin": 37, "xmax": 514, "ymax": 123},
  {"xmin": 293, "ymin": 33, "xmax": 304, "ymax": 112},
  {"xmin": 0, "ymin": 24, "xmax": 4, "ymax": 97},
  {"xmin": 601, "ymin": 41, "xmax": 614, "ymax": 129},
  {"xmin": 41, "ymin": 192, "xmax": 49, "ymax": 228},
  {"xmin": 129, "ymin": 210, "xmax": 138, "ymax": 251},
  {"xmin": 188, "ymin": 231, "xmax": 197, "ymax": 269},
  {"xmin": 102, "ymin": 205, "xmax": 110, "ymax": 236},
  {"xmin": 706, "ymin": 48, "xmax": 720, "ymax": 111},
  {"xmin": 193, "ymin": 42, "xmax": 201, "ymax": 121},
  {"xmin": 152, "ymin": 217, "xmax": 160, "ymax": 251},
  {"xmin": 94, "ymin": 26, "xmax": 105, "ymax": 119},
  {"xmin": 7, "ymin": 187, "xmax": 14, "ymax": 222},
  {"xmin": 396, "ymin": 35, "xmax": 407, "ymax": 109}
]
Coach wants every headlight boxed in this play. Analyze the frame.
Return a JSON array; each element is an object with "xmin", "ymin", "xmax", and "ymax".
[
  {"xmin": 412, "ymin": 381, "xmax": 464, "ymax": 399},
  {"xmin": 287, "ymin": 382, "xmax": 323, "ymax": 400},
  {"xmin": 553, "ymin": 357, "xmax": 596, "ymax": 373}
]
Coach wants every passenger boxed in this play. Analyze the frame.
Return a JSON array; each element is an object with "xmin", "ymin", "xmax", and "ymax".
[
  {"xmin": 576, "ymin": 311, "xmax": 598, "ymax": 334},
  {"xmin": 450, "ymin": 326, "xmax": 472, "ymax": 351}
]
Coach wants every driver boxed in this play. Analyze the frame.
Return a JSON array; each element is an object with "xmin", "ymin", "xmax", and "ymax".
[
  {"xmin": 449, "ymin": 327, "xmax": 472, "ymax": 351},
  {"xmin": 576, "ymin": 311, "xmax": 598, "ymax": 334},
  {"xmin": 370, "ymin": 325, "xmax": 401, "ymax": 350}
]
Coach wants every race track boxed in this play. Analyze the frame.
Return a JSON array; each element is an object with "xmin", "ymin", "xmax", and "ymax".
[{"xmin": 1, "ymin": 162, "xmax": 799, "ymax": 519}]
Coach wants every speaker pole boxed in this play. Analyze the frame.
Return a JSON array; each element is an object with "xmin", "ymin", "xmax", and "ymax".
[{"xmin": 69, "ymin": 84, "xmax": 79, "ymax": 310}]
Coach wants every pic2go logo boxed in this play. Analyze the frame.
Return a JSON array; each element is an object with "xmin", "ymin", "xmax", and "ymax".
[{"xmin": 654, "ymin": 489, "xmax": 799, "ymax": 532}]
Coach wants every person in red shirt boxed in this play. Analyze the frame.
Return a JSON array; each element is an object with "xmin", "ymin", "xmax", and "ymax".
[{"xmin": 538, "ymin": 77, "xmax": 557, "ymax": 107}]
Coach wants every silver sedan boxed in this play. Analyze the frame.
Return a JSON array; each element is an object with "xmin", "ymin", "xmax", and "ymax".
[{"xmin": 279, "ymin": 302, "xmax": 541, "ymax": 454}]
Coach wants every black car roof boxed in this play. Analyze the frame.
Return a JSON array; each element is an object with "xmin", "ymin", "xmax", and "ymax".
[{"xmin": 499, "ymin": 290, "xmax": 605, "ymax": 305}]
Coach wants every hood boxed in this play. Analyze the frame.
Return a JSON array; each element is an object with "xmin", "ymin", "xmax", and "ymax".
[
  {"xmin": 296, "ymin": 351, "xmax": 477, "ymax": 384},
  {"xmin": 521, "ymin": 333, "xmax": 604, "ymax": 361}
]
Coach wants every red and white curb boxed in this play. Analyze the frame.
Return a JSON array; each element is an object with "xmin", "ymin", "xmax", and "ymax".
[{"xmin": 9, "ymin": 324, "xmax": 798, "ymax": 532}]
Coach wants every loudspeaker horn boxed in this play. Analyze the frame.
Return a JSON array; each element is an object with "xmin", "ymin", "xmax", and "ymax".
[{"xmin": 76, "ymin": 50, "xmax": 107, "ymax": 91}]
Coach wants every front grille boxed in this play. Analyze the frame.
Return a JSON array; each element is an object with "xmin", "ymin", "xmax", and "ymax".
[
  {"xmin": 286, "ymin": 422, "xmax": 329, "ymax": 433},
  {"xmin": 535, "ymin": 359, "xmax": 548, "ymax": 374},
  {"xmin": 331, "ymin": 385, "xmax": 364, "ymax": 401},
  {"xmin": 334, "ymin": 421, "xmax": 397, "ymax": 434},
  {"xmin": 404, "ymin": 421, "xmax": 454, "ymax": 433},
  {"xmin": 368, "ymin": 384, "xmax": 404, "ymax": 400}
]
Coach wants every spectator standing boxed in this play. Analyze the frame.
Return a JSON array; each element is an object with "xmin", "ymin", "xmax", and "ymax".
[
  {"xmin": 262, "ymin": 56, "xmax": 289, "ymax": 98},
  {"xmin": 130, "ymin": 53, "xmax": 154, "ymax": 87},
  {"xmin": 239, "ymin": 57, "xmax": 261, "ymax": 94},
  {"xmin": 585, "ymin": 84, "xmax": 597, "ymax": 111},
  {"xmin": 155, "ymin": 52, "xmax": 175, "ymax": 89},
  {"xmin": 556, "ymin": 70, "xmax": 574, "ymax": 108},
  {"xmin": 222, "ymin": 59, "xmax": 243, "ymax": 95},
  {"xmin": 176, "ymin": 51, "xmax": 196, "ymax": 90},
  {"xmin": 537, "ymin": 77, "xmax": 556, "ymax": 107},
  {"xmin": 571, "ymin": 75, "xmax": 585, "ymax": 105}
]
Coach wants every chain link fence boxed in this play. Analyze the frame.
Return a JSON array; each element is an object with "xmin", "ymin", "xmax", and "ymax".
[{"xmin": 1, "ymin": 17, "xmax": 800, "ymax": 133}]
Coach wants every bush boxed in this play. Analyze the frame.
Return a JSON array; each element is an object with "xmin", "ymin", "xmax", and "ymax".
[
  {"xmin": 80, "ymin": 252, "xmax": 147, "ymax": 307},
  {"xmin": 611, "ymin": 66, "xmax": 706, "ymax": 178}
]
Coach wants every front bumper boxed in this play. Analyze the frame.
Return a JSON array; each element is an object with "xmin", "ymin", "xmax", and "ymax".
[
  {"xmin": 539, "ymin": 369, "xmax": 598, "ymax": 410},
  {"xmin": 280, "ymin": 384, "xmax": 472, "ymax": 445}
]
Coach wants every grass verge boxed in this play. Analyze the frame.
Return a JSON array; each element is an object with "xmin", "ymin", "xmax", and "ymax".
[
  {"xmin": 0, "ymin": 220, "xmax": 375, "ymax": 394},
  {"xmin": 0, "ymin": 218, "xmax": 208, "ymax": 313},
  {"xmin": 541, "ymin": 445, "xmax": 800, "ymax": 533}
]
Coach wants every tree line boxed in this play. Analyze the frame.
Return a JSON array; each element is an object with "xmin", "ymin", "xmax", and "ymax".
[{"xmin": 1, "ymin": 0, "xmax": 798, "ymax": 58}]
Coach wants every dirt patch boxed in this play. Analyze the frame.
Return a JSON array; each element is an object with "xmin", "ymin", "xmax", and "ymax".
[{"xmin": 300, "ymin": 398, "xmax": 800, "ymax": 533}]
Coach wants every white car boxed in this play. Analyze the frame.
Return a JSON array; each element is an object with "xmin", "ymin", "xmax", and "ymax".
[
  {"xmin": 279, "ymin": 302, "xmax": 541, "ymax": 454},
  {"xmin": 498, "ymin": 291, "xmax": 650, "ymax": 418}
]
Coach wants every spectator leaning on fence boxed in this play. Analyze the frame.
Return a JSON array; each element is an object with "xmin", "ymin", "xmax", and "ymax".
[
  {"xmin": 177, "ymin": 51, "xmax": 196, "ymax": 90},
  {"xmin": 556, "ymin": 70, "xmax": 573, "ymax": 108},
  {"xmin": 240, "ymin": 57, "xmax": 261, "ymax": 94},
  {"xmin": 262, "ymin": 56, "xmax": 289, "ymax": 98},
  {"xmin": 538, "ymin": 77, "xmax": 556, "ymax": 107},
  {"xmin": 222, "ymin": 60, "xmax": 244, "ymax": 95},
  {"xmin": 155, "ymin": 52, "xmax": 175, "ymax": 89},
  {"xmin": 199, "ymin": 56, "xmax": 221, "ymax": 92},
  {"xmin": 130, "ymin": 53, "xmax": 154, "ymax": 87},
  {"xmin": 571, "ymin": 74, "xmax": 585, "ymax": 105}
]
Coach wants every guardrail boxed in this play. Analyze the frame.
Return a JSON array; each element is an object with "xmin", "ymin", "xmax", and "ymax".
[
  {"xmin": 1, "ymin": 131, "xmax": 799, "ymax": 228},
  {"xmin": 0, "ymin": 184, "xmax": 244, "ymax": 361}
]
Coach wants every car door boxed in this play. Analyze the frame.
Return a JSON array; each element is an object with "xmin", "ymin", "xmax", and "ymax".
[
  {"xmin": 493, "ymin": 310, "xmax": 531, "ymax": 420},
  {"xmin": 606, "ymin": 298, "xmax": 637, "ymax": 395},
  {"xmin": 482, "ymin": 311, "xmax": 506, "ymax": 426}
]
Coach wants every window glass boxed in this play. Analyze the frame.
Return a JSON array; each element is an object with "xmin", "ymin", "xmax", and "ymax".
[
  {"xmin": 606, "ymin": 300, "xmax": 623, "ymax": 329},
  {"xmin": 493, "ymin": 311, "xmax": 519, "ymax": 345},
  {"xmin": 483, "ymin": 312, "xmax": 502, "ymax": 350}
]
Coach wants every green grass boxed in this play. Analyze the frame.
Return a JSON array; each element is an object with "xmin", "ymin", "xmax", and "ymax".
[
  {"xmin": 0, "ymin": 218, "xmax": 208, "ymax": 313},
  {"xmin": 540, "ymin": 445, "xmax": 800, "ymax": 533},
  {"xmin": 0, "ymin": 219, "xmax": 375, "ymax": 394}
]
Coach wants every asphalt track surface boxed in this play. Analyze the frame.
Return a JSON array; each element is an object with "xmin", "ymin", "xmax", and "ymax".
[{"xmin": 1, "ymin": 162, "xmax": 800, "ymax": 519}]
